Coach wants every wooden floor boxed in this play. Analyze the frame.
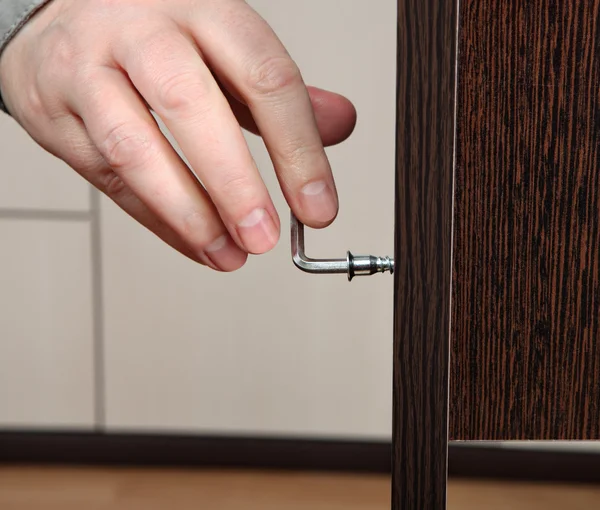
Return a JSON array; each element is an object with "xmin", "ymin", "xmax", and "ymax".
[{"xmin": 0, "ymin": 467, "xmax": 599, "ymax": 509}]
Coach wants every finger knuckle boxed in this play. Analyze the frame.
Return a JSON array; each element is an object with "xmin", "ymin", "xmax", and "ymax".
[
  {"xmin": 220, "ymin": 173, "xmax": 253, "ymax": 199},
  {"xmin": 245, "ymin": 55, "xmax": 302, "ymax": 96},
  {"xmin": 98, "ymin": 168, "xmax": 129, "ymax": 198},
  {"xmin": 180, "ymin": 211, "xmax": 220, "ymax": 253},
  {"xmin": 155, "ymin": 70, "xmax": 212, "ymax": 114},
  {"xmin": 100, "ymin": 122, "xmax": 155, "ymax": 171},
  {"xmin": 38, "ymin": 27, "xmax": 77, "ymax": 83},
  {"xmin": 72, "ymin": 65, "xmax": 99, "ymax": 93},
  {"xmin": 22, "ymin": 85, "xmax": 46, "ymax": 120},
  {"xmin": 274, "ymin": 139, "xmax": 322, "ymax": 172},
  {"xmin": 59, "ymin": 130, "xmax": 106, "ymax": 172},
  {"xmin": 181, "ymin": 211, "xmax": 207, "ymax": 241}
]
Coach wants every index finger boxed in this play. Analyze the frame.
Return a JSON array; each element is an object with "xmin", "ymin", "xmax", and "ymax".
[{"xmin": 182, "ymin": 1, "xmax": 339, "ymax": 228}]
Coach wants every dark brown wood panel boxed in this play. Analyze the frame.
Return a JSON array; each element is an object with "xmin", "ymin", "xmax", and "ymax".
[
  {"xmin": 451, "ymin": 1, "xmax": 600, "ymax": 440},
  {"xmin": 393, "ymin": 0, "xmax": 458, "ymax": 507}
]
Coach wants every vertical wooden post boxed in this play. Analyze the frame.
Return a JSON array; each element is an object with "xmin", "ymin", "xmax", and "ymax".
[{"xmin": 392, "ymin": 0, "xmax": 458, "ymax": 508}]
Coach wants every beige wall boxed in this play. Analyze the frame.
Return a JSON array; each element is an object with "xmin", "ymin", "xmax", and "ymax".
[{"xmin": 0, "ymin": 0, "xmax": 396, "ymax": 439}]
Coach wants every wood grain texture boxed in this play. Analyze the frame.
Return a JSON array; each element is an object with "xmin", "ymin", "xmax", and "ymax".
[
  {"xmin": 451, "ymin": 1, "xmax": 600, "ymax": 439},
  {"xmin": 393, "ymin": 0, "xmax": 458, "ymax": 508},
  {"xmin": 1, "ymin": 467, "xmax": 599, "ymax": 510},
  {"xmin": 0, "ymin": 468, "xmax": 390, "ymax": 510}
]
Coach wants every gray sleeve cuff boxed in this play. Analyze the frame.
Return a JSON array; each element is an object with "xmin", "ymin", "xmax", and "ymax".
[{"xmin": 0, "ymin": 0, "xmax": 52, "ymax": 114}]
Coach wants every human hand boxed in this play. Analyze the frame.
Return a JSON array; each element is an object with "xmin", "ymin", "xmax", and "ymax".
[{"xmin": 0, "ymin": 0, "xmax": 357, "ymax": 271}]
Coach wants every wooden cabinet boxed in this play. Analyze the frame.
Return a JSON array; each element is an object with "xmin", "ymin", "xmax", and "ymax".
[
  {"xmin": 451, "ymin": 0, "xmax": 600, "ymax": 442},
  {"xmin": 393, "ymin": 1, "xmax": 600, "ymax": 508}
]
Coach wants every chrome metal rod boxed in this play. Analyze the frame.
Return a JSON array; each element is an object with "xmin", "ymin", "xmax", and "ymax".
[{"xmin": 290, "ymin": 212, "xmax": 394, "ymax": 281}]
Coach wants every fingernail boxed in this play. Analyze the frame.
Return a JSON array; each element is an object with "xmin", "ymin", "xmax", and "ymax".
[
  {"xmin": 204, "ymin": 234, "xmax": 248, "ymax": 272},
  {"xmin": 300, "ymin": 181, "xmax": 338, "ymax": 224},
  {"xmin": 237, "ymin": 208, "xmax": 279, "ymax": 254}
]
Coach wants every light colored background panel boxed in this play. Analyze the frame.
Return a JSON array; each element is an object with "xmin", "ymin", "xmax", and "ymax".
[
  {"xmin": 102, "ymin": 0, "xmax": 396, "ymax": 439},
  {"xmin": 0, "ymin": 116, "xmax": 90, "ymax": 211},
  {"xmin": 0, "ymin": 219, "xmax": 95, "ymax": 428}
]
